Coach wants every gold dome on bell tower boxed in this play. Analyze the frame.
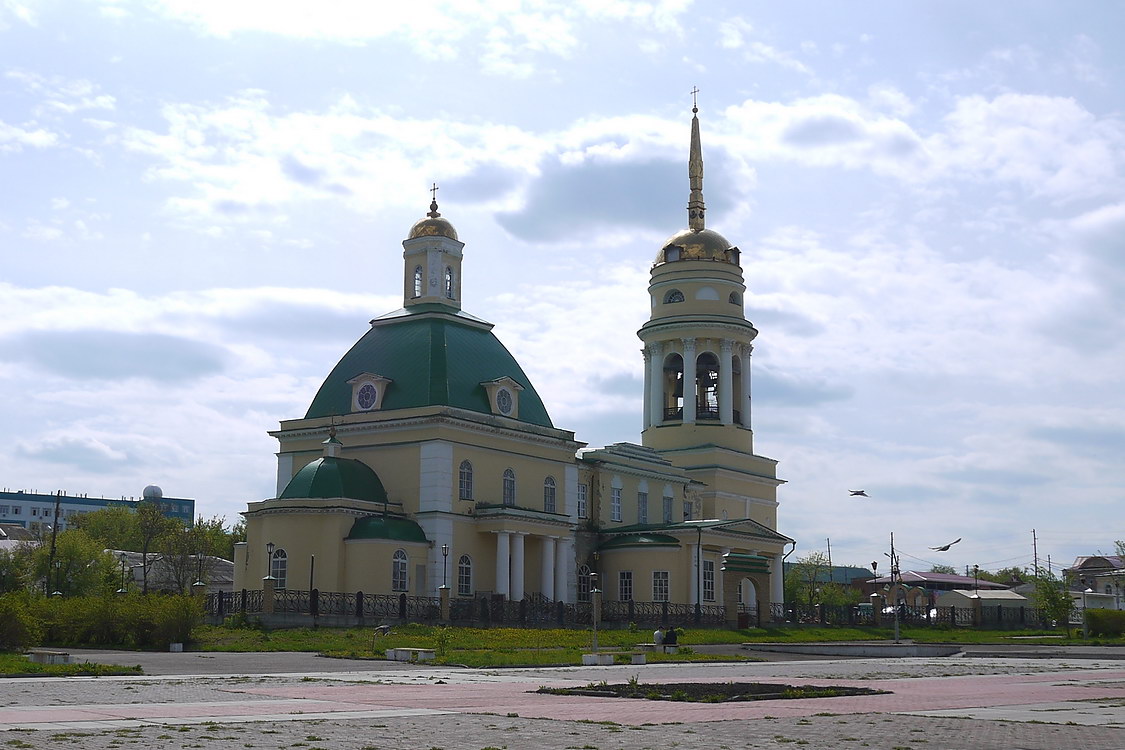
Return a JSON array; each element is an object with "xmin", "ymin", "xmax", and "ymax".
[{"xmin": 408, "ymin": 184, "xmax": 459, "ymax": 241}]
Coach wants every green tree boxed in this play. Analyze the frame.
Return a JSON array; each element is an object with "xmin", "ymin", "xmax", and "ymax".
[
  {"xmin": 929, "ymin": 564, "xmax": 957, "ymax": 575},
  {"xmin": 30, "ymin": 529, "xmax": 117, "ymax": 597},
  {"xmin": 1033, "ymin": 569, "xmax": 1074, "ymax": 636},
  {"xmin": 71, "ymin": 506, "xmax": 142, "ymax": 550},
  {"xmin": 161, "ymin": 516, "xmax": 229, "ymax": 594},
  {"xmin": 0, "ymin": 545, "xmax": 34, "ymax": 594},
  {"xmin": 136, "ymin": 502, "xmax": 177, "ymax": 594},
  {"xmin": 784, "ymin": 552, "xmax": 831, "ymax": 607}
]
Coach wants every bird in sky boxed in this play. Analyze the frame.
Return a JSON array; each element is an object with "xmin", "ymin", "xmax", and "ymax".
[
  {"xmin": 930, "ymin": 538, "xmax": 962, "ymax": 552},
  {"xmin": 849, "ymin": 490, "xmax": 869, "ymax": 497}
]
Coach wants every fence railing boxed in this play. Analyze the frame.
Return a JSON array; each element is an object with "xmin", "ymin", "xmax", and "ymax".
[{"xmin": 204, "ymin": 589, "xmax": 1051, "ymax": 631}]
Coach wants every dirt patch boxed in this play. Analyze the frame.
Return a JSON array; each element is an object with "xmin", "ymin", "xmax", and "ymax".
[{"xmin": 535, "ymin": 681, "xmax": 889, "ymax": 703}]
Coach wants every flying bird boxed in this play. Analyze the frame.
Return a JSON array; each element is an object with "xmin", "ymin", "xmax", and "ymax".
[
  {"xmin": 849, "ymin": 490, "xmax": 869, "ymax": 497},
  {"xmin": 929, "ymin": 538, "xmax": 962, "ymax": 552}
]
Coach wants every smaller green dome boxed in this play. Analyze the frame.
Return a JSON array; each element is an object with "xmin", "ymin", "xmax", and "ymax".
[
  {"xmin": 599, "ymin": 533, "xmax": 682, "ymax": 550},
  {"xmin": 279, "ymin": 456, "xmax": 388, "ymax": 504},
  {"xmin": 346, "ymin": 515, "xmax": 428, "ymax": 543}
]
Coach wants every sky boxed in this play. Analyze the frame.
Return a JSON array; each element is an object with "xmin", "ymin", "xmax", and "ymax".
[{"xmin": 2, "ymin": 0, "xmax": 1123, "ymax": 580}]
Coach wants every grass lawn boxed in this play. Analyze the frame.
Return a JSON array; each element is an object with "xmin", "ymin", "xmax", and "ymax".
[
  {"xmin": 189, "ymin": 621, "xmax": 1093, "ymax": 667},
  {"xmin": 0, "ymin": 652, "xmax": 143, "ymax": 677}
]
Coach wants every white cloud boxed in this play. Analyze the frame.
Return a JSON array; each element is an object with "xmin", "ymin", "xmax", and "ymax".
[
  {"xmin": 6, "ymin": 70, "xmax": 116, "ymax": 115},
  {"xmin": 0, "ymin": 0, "xmax": 36, "ymax": 28},
  {"xmin": 0, "ymin": 119, "xmax": 57, "ymax": 152}
]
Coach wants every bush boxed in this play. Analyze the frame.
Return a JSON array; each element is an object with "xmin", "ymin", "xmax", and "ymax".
[
  {"xmin": 1086, "ymin": 609, "xmax": 1125, "ymax": 637},
  {"xmin": 0, "ymin": 594, "xmax": 42, "ymax": 650},
  {"xmin": 24, "ymin": 594, "xmax": 203, "ymax": 649}
]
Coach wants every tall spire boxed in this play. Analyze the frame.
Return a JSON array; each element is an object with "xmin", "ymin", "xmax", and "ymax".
[{"xmin": 687, "ymin": 87, "xmax": 705, "ymax": 231}]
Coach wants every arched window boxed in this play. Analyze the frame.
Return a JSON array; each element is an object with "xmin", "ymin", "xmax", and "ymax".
[
  {"xmin": 270, "ymin": 548, "xmax": 288, "ymax": 590},
  {"xmin": 502, "ymin": 468, "xmax": 516, "ymax": 506},
  {"xmin": 577, "ymin": 564, "xmax": 591, "ymax": 603},
  {"xmin": 457, "ymin": 555, "xmax": 472, "ymax": 596},
  {"xmin": 458, "ymin": 460, "xmax": 473, "ymax": 500},
  {"xmin": 392, "ymin": 549, "xmax": 408, "ymax": 592},
  {"xmin": 663, "ymin": 288, "xmax": 685, "ymax": 304},
  {"xmin": 729, "ymin": 291, "xmax": 742, "ymax": 305},
  {"xmin": 543, "ymin": 476, "xmax": 556, "ymax": 513},
  {"xmin": 413, "ymin": 266, "xmax": 423, "ymax": 298},
  {"xmin": 444, "ymin": 266, "xmax": 454, "ymax": 299}
]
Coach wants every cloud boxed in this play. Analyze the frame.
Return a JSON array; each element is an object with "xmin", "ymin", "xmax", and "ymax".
[
  {"xmin": 746, "ymin": 306, "xmax": 824, "ymax": 338},
  {"xmin": 16, "ymin": 435, "xmax": 129, "ymax": 472},
  {"xmin": 0, "ymin": 119, "xmax": 57, "ymax": 153},
  {"xmin": 5, "ymin": 70, "xmax": 116, "ymax": 115},
  {"xmin": 754, "ymin": 369, "xmax": 852, "ymax": 406},
  {"xmin": 2, "ymin": 330, "xmax": 228, "ymax": 381}
]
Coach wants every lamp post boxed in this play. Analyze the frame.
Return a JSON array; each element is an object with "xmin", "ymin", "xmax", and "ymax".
[
  {"xmin": 265, "ymin": 541, "xmax": 275, "ymax": 580},
  {"xmin": 589, "ymin": 572, "xmax": 600, "ymax": 653},
  {"xmin": 117, "ymin": 552, "xmax": 128, "ymax": 594},
  {"xmin": 441, "ymin": 544, "xmax": 450, "ymax": 589},
  {"xmin": 1083, "ymin": 587, "xmax": 1093, "ymax": 639},
  {"xmin": 51, "ymin": 560, "xmax": 62, "ymax": 597}
]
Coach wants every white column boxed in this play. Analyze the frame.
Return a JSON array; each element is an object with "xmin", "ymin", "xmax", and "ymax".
[
  {"xmin": 511, "ymin": 532, "xmax": 526, "ymax": 600},
  {"xmin": 682, "ymin": 338, "xmax": 697, "ymax": 423},
  {"xmin": 495, "ymin": 531, "xmax": 510, "ymax": 598},
  {"xmin": 771, "ymin": 552, "xmax": 785, "ymax": 606},
  {"xmin": 719, "ymin": 339, "xmax": 734, "ymax": 425},
  {"xmin": 541, "ymin": 536, "xmax": 556, "ymax": 600},
  {"xmin": 741, "ymin": 344, "xmax": 753, "ymax": 427},
  {"xmin": 554, "ymin": 537, "xmax": 570, "ymax": 602},
  {"xmin": 688, "ymin": 543, "xmax": 699, "ymax": 607},
  {"xmin": 642, "ymin": 347, "xmax": 651, "ymax": 428},
  {"xmin": 647, "ymin": 341, "xmax": 664, "ymax": 427}
]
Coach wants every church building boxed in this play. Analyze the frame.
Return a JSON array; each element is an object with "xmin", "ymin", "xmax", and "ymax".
[{"xmin": 232, "ymin": 105, "xmax": 793, "ymax": 620}]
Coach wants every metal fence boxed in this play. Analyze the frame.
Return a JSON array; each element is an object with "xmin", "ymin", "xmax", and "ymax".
[{"xmin": 204, "ymin": 588, "xmax": 1050, "ymax": 631}]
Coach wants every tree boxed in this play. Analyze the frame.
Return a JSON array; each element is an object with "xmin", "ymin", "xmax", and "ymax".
[
  {"xmin": 0, "ymin": 545, "xmax": 34, "ymax": 594},
  {"xmin": 136, "ymin": 502, "xmax": 178, "ymax": 594},
  {"xmin": 161, "ymin": 515, "xmax": 228, "ymax": 594},
  {"xmin": 784, "ymin": 552, "xmax": 831, "ymax": 607},
  {"xmin": 1034, "ymin": 569, "xmax": 1074, "ymax": 636},
  {"xmin": 29, "ymin": 529, "xmax": 117, "ymax": 597},
  {"xmin": 71, "ymin": 506, "xmax": 143, "ymax": 550},
  {"xmin": 929, "ymin": 564, "xmax": 957, "ymax": 575}
]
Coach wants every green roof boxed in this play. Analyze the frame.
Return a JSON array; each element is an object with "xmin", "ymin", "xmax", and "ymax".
[
  {"xmin": 599, "ymin": 533, "xmax": 682, "ymax": 550},
  {"xmin": 722, "ymin": 553, "xmax": 770, "ymax": 574},
  {"xmin": 345, "ymin": 515, "xmax": 428, "ymax": 543},
  {"xmin": 279, "ymin": 456, "xmax": 388, "ymax": 504},
  {"xmin": 305, "ymin": 311, "xmax": 553, "ymax": 427}
]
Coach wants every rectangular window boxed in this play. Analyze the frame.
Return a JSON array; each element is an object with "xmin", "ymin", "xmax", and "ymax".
[
  {"xmin": 611, "ymin": 487, "xmax": 622, "ymax": 522},
  {"xmin": 619, "ymin": 570, "xmax": 633, "ymax": 601},
  {"xmin": 31, "ymin": 507, "xmax": 39, "ymax": 517},
  {"xmin": 653, "ymin": 571, "xmax": 669, "ymax": 602},
  {"xmin": 662, "ymin": 495, "xmax": 673, "ymax": 523},
  {"xmin": 703, "ymin": 559, "xmax": 715, "ymax": 602},
  {"xmin": 683, "ymin": 500, "xmax": 692, "ymax": 521},
  {"xmin": 637, "ymin": 492, "xmax": 648, "ymax": 524},
  {"xmin": 11, "ymin": 506, "xmax": 20, "ymax": 516},
  {"xmin": 577, "ymin": 483, "xmax": 588, "ymax": 519},
  {"xmin": 457, "ymin": 557, "xmax": 472, "ymax": 597},
  {"xmin": 0, "ymin": 505, "xmax": 8, "ymax": 515}
]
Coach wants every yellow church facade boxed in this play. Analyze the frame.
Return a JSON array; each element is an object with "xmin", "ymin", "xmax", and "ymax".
[{"xmin": 232, "ymin": 107, "xmax": 793, "ymax": 625}]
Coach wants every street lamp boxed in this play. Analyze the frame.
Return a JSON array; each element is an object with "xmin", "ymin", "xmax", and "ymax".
[
  {"xmin": 265, "ymin": 541, "xmax": 275, "ymax": 580},
  {"xmin": 117, "ymin": 552, "xmax": 128, "ymax": 594},
  {"xmin": 441, "ymin": 544, "xmax": 450, "ymax": 589},
  {"xmin": 1083, "ymin": 587, "xmax": 1093, "ymax": 639},
  {"xmin": 51, "ymin": 560, "xmax": 62, "ymax": 597},
  {"xmin": 589, "ymin": 572, "xmax": 601, "ymax": 653}
]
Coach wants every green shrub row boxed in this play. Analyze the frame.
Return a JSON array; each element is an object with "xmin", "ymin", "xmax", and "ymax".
[
  {"xmin": 0, "ymin": 592, "xmax": 202, "ymax": 651},
  {"xmin": 1086, "ymin": 608, "xmax": 1125, "ymax": 637}
]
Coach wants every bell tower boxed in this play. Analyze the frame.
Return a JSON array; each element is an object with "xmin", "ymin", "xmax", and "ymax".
[
  {"xmin": 402, "ymin": 185, "xmax": 464, "ymax": 311},
  {"xmin": 638, "ymin": 100, "xmax": 781, "ymax": 528}
]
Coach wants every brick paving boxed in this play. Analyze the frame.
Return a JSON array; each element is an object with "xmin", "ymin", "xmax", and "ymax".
[{"xmin": 3, "ymin": 655, "xmax": 1125, "ymax": 749}]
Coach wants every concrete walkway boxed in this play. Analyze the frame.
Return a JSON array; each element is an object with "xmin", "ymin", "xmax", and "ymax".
[{"xmin": 3, "ymin": 651, "xmax": 1125, "ymax": 749}]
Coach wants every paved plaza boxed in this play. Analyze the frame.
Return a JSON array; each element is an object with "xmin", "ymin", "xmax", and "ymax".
[{"xmin": 3, "ymin": 649, "xmax": 1125, "ymax": 749}]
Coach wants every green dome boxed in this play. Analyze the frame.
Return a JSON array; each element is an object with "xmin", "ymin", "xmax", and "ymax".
[
  {"xmin": 346, "ymin": 515, "xmax": 428, "ymax": 543},
  {"xmin": 279, "ymin": 456, "xmax": 388, "ymax": 504},
  {"xmin": 305, "ymin": 311, "xmax": 553, "ymax": 427},
  {"xmin": 599, "ymin": 533, "xmax": 682, "ymax": 550}
]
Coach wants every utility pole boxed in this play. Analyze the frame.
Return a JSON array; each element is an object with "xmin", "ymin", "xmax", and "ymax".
[
  {"xmin": 826, "ymin": 538, "xmax": 833, "ymax": 584},
  {"xmin": 1032, "ymin": 529, "xmax": 1039, "ymax": 578},
  {"xmin": 47, "ymin": 490, "xmax": 62, "ymax": 594}
]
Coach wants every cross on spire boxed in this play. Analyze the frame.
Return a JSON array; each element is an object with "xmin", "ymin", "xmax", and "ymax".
[
  {"xmin": 427, "ymin": 182, "xmax": 441, "ymax": 218},
  {"xmin": 690, "ymin": 86, "xmax": 700, "ymax": 112},
  {"xmin": 430, "ymin": 182, "xmax": 439, "ymax": 201}
]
